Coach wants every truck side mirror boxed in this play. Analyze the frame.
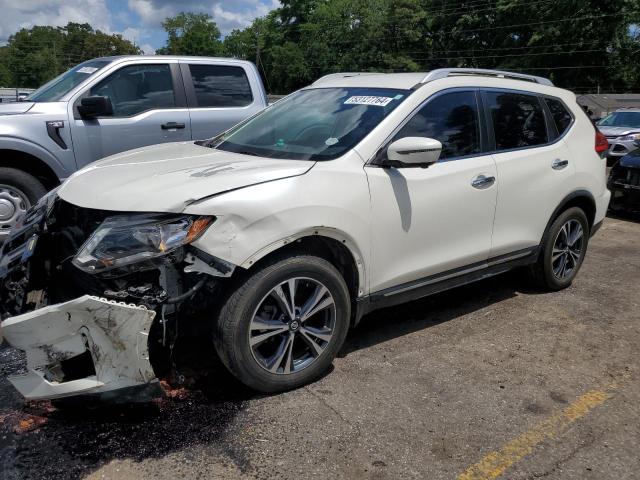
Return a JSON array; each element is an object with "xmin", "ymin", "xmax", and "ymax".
[{"xmin": 78, "ymin": 96, "xmax": 113, "ymax": 119}]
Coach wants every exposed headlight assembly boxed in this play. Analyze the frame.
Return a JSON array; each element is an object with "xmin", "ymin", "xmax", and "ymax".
[{"xmin": 73, "ymin": 214, "xmax": 214, "ymax": 273}]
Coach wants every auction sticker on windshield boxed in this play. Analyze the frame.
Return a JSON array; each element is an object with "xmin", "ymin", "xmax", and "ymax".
[
  {"xmin": 77, "ymin": 67, "xmax": 99, "ymax": 74},
  {"xmin": 344, "ymin": 96, "xmax": 394, "ymax": 107}
]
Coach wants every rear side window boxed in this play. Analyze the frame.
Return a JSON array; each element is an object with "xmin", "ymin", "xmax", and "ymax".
[
  {"xmin": 545, "ymin": 98, "xmax": 573, "ymax": 135},
  {"xmin": 486, "ymin": 92, "xmax": 548, "ymax": 150},
  {"xmin": 189, "ymin": 64, "xmax": 253, "ymax": 108},
  {"xmin": 90, "ymin": 64, "xmax": 175, "ymax": 117},
  {"xmin": 394, "ymin": 90, "xmax": 481, "ymax": 159}
]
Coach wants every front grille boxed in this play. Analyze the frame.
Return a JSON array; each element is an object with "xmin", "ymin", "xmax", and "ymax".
[
  {"xmin": 626, "ymin": 169, "xmax": 640, "ymax": 187},
  {"xmin": 612, "ymin": 144, "xmax": 628, "ymax": 153},
  {"xmin": 611, "ymin": 166, "xmax": 640, "ymax": 187}
]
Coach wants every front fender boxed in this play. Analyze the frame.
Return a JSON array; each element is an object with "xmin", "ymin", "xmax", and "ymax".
[
  {"xmin": 0, "ymin": 136, "xmax": 70, "ymax": 179},
  {"xmin": 185, "ymin": 166, "xmax": 372, "ymax": 296}
]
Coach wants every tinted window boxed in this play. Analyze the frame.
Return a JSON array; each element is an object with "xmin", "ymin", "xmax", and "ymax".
[
  {"xmin": 90, "ymin": 64, "xmax": 175, "ymax": 117},
  {"xmin": 189, "ymin": 64, "xmax": 253, "ymax": 107},
  {"xmin": 486, "ymin": 92, "xmax": 548, "ymax": 150},
  {"xmin": 394, "ymin": 91, "xmax": 480, "ymax": 159},
  {"xmin": 545, "ymin": 98, "xmax": 573, "ymax": 135}
]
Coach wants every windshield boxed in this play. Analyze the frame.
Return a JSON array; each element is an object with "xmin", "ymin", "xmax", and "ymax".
[
  {"xmin": 597, "ymin": 111, "xmax": 640, "ymax": 128},
  {"xmin": 27, "ymin": 59, "xmax": 111, "ymax": 102},
  {"xmin": 208, "ymin": 87, "xmax": 409, "ymax": 160}
]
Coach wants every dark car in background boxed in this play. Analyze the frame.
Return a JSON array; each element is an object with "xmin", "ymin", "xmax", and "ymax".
[{"xmin": 608, "ymin": 147, "xmax": 640, "ymax": 213}]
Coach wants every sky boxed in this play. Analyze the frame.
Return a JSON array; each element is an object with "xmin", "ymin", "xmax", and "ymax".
[{"xmin": 0, "ymin": 0, "xmax": 281, "ymax": 54}]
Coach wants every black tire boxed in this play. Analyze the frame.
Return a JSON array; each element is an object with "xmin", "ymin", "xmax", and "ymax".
[
  {"xmin": 214, "ymin": 255, "xmax": 351, "ymax": 393},
  {"xmin": 530, "ymin": 207, "xmax": 590, "ymax": 291},
  {"xmin": 0, "ymin": 167, "xmax": 47, "ymax": 205}
]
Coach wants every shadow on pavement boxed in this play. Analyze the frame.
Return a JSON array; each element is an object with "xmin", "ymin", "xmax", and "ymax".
[
  {"xmin": 341, "ymin": 270, "xmax": 535, "ymax": 356},
  {"xmin": 0, "ymin": 269, "xmax": 536, "ymax": 480}
]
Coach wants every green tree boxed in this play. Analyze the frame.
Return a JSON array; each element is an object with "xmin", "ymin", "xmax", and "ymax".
[
  {"xmin": 1, "ymin": 22, "xmax": 141, "ymax": 88},
  {"xmin": 157, "ymin": 12, "xmax": 223, "ymax": 56},
  {"xmin": 227, "ymin": 0, "xmax": 640, "ymax": 94}
]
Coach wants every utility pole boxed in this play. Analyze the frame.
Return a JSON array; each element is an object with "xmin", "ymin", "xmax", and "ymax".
[{"xmin": 255, "ymin": 24, "xmax": 261, "ymax": 67}]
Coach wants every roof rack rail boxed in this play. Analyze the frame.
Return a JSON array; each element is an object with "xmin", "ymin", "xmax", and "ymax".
[
  {"xmin": 421, "ymin": 68, "xmax": 554, "ymax": 86},
  {"xmin": 312, "ymin": 72, "xmax": 381, "ymax": 85}
]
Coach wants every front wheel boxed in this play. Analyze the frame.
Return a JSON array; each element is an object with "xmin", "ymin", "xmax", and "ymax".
[
  {"xmin": 530, "ymin": 207, "xmax": 590, "ymax": 291},
  {"xmin": 214, "ymin": 255, "xmax": 351, "ymax": 393},
  {"xmin": 0, "ymin": 168, "xmax": 47, "ymax": 238}
]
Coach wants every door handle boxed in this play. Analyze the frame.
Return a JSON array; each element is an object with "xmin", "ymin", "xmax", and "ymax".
[
  {"xmin": 161, "ymin": 122, "xmax": 186, "ymax": 130},
  {"xmin": 552, "ymin": 159, "xmax": 569, "ymax": 170},
  {"xmin": 471, "ymin": 174, "xmax": 495, "ymax": 189}
]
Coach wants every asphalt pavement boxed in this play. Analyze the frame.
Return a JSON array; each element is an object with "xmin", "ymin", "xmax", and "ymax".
[{"xmin": 1, "ymin": 213, "xmax": 639, "ymax": 480}]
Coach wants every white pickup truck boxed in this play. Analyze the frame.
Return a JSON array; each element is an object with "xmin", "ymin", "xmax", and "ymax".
[{"xmin": 0, "ymin": 56, "xmax": 268, "ymax": 241}]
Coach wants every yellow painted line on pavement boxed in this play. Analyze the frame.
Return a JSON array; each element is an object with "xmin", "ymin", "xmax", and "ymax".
[{"xmin": 457, "ymin": 389, "xmax": 612, "ymax": 480}]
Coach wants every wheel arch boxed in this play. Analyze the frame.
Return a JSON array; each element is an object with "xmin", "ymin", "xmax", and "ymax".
[
  {"xmin": 0, "ymin": 146, "xmax": 65, "ymax": 190},
  {"xmin": 239, "ymin": 229, "xmax": 366, "ymax": 324},
  {"xmin": 544, "ymin": 190, "xmax": 596, "ymax": 238}
]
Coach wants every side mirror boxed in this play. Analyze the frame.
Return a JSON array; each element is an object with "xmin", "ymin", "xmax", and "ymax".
[
  {"xmin": 78, "ymin": 96, "xmax": 113, "ymax": 119},
  {"xmin": 385, "ymin": 137, "xmax": 442, "ymax": 167}
]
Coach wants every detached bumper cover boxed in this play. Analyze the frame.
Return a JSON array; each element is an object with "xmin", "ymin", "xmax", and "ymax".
[{"xmin": 0, "ymin": 295, "xmax": 158, "ymax": 401}]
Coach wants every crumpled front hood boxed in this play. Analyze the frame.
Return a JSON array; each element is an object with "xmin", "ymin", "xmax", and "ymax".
[
  {"xmin": 0, "ymin": 102, "xmax": 34, "ymax": 115},
  {"xmin": 58, "ymin": 142, "xmax": 315, "ymax": 212},
  {"xmin": 598, "ymin": 126, "xmax": 640, "ymax": 137}
]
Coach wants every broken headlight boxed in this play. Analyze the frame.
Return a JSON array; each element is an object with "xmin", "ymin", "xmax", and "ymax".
[{"xmin": 72, "ymin": 214, "xmax": 214, "ymax": 273}]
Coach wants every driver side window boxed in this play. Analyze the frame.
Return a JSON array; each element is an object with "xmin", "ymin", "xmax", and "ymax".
[
  {"xmin": 89, "ymin": 64, "xmax": 176, "ymax": 117},
  {"xmin": 393, "ymin": 90, "xmax": 481, "ymax": 160}
]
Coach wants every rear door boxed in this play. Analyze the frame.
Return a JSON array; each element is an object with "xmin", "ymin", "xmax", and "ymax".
[
  {"xmin": 180, "ymin": 61, "xmax": 265, "ymax": 140},
  {"xmin": 484, "ymin": 89, "xmax": 575, "ymax": 258},
  {"xmin": 70, "ymin": 61, "xmax": 191, "ymax": 168}
]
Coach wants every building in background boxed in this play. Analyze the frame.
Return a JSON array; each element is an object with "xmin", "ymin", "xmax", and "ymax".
[
  {"xmin": 577, "ymin": 94, "xmax": 640, "ymax": 120},
  {"xmin": 0, "ymin": 88, "xmax": 35, "ymax": 103}
]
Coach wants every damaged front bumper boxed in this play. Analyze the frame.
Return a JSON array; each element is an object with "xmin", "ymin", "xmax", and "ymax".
[{"xmin": 1, "ymin": 295, "xmax": 160, "ymax": 401}]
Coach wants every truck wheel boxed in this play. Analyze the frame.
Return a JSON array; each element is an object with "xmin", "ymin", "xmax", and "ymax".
[
  {"xmin": 530, "ymin": 207, "xmax": 590, "ymax": 291},
  {"xmin": 214, "ymin": 255, "xmax": 351, "ymax": 393},
  {"xmin": 0, "ymin": 168, "xmax": 47, "ymax": 234}
]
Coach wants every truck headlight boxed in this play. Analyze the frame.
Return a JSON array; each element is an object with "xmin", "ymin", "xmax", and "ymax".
[{"xmin": 73, "ymin": 214, "xmax": 214, "ymax": 273}]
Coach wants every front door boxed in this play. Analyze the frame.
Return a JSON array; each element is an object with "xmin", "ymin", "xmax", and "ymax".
[
  {"xmin": 366, "ymin": 90, "xmax": 498, "ymax": 293},
  {"xmin": 70, "ymin": 63, "xmax": 191, "ymax": 168}
]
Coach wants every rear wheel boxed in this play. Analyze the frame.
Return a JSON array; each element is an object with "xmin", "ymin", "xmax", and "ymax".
[
  {"xmin": 0, "ymin": 168, "xmax": 47, "ymax": 237},
  {"xmin": 530, "ymin": 207, "xmax": 589, "ymax": 291},
  {"xmin": 214, "ymin": 255, "xmax": 351, "ymax": 393}
]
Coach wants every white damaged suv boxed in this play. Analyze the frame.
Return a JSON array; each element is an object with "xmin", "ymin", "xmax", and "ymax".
[{"xmin": 0, "ymin": 69, "xmax": 610, "ymax": 402}]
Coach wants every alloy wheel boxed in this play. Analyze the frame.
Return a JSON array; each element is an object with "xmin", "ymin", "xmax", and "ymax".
[
  {"xmin": 551, "ymin": 219, "xmax": 584, "ymax": 279},
  {"xmin": 249, "ymin": 277, "xmax": 336, "ymax": 375}
]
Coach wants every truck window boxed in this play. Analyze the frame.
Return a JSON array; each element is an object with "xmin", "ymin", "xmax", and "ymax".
[
  {"xmin": 188, "ymin": 64, "xmax": 253, "ymax": 108},
  {"xmin": 90, "ymin": 64, "xmax": 176, "ymax": 117}
]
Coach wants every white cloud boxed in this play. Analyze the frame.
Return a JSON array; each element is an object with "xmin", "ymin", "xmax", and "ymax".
[
  {"xmin": 139, "ymin": 43, "xmax": 155, "ymax": 54},
  {"xmin": 121, "ymin": 27, "xmax": 140, "ymax": 43},
  {"xmin": 128, "ymin": 0, "xmax": 280, "ymax": 35},
  {"xmin": 0, "ymin": 0, "xmax": 112, "ymax": 42}
]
